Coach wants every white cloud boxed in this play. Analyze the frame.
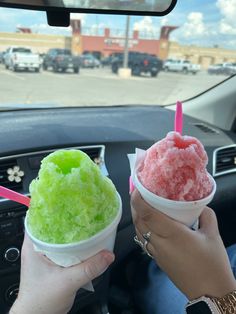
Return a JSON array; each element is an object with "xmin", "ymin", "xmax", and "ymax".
[
  {"xmin": 70, "ymin": 13, "xmax": 87, "ymax": 24},
  {"xmin": 170, "ymin": 11, "xmax": 212, "ymax": 45},
  {"xmin": 133, "ymin": 13, "xmax": 209, "ymax": 41},
  {"xmin": 29, "ymin": 23, "xmax": 72, "ymax": 36},
  {"xmin": 228, "ymin": 39, "xmax": 236, "ymax": 47},
  {"xmin": 217, "ymin": 0, "xmax": 236, "ymax": 23},
  {"xmin": 220, "ymin": 21, "xmax": 236, "ymax": 35},
  {"xmin": 133, "ymin": 16, "xmax": 158, "ymax": 34},
  {"xmin": 217, "ymin": 0, "xmax": 236, "ymax": 34},
  {"xmin": 167, "ymin": 11, "xmax": 224, "ymax": 47},
  {"xmin": 182, "ymin": 12, "xmax": 207, "ymax": 38},
  {"xmin": 160, "ymin": 16, "xmax": 169, "ymax": 26},
  {"xmin": 87, "ymin": 22, "xmax": 106, "ymax": 35},
  {"xmin": 28, "ymin": 13, "xmax": 86, "ymax": 35}
]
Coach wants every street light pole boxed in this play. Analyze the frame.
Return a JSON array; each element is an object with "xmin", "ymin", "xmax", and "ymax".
[{"xmin": 123, "ymin": 15, "xmax": 130, "ymax": 69}]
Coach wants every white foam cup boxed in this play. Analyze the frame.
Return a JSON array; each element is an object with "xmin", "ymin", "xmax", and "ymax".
[
  {"xmin": 133, "ymin": 174, "xmax": 216, "ymax": 228},
  {"xmin": 25, "ymin": 192, "xmax": 122, "ymax": 268}
]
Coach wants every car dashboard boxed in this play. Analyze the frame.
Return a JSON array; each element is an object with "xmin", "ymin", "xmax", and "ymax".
[{"xmin": 0, "ymin": 105, "xmax": 236, "ymax": 313}]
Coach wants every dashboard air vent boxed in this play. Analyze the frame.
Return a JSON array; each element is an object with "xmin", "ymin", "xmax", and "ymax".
[
  {"xmin": 81, "ymin": 147, "xmax": 102, "ymax": 164},
  {"xmin": 27, "ymin": 146, "xmax": 104, "ymax": 171},
  {"xmin": 194, "ymin": 123, "xmax": 219, "ymax": 134},
  {"xmin": 0, "ymin": 159, "xmax": 24, "ymax": 191},
  {"xmin": 0, "ymin": 145, "xmax": 106, "ymax": 203},
  {"xmin": 77, "ymin": 146, "xmax": 107, "ymax": 175},
  {"xmin": 213, "ymin": 145, "xmax": 236, "ymax": 177}
]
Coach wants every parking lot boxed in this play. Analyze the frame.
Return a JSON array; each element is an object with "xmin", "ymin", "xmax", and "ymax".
[{"xmin": 0, "ymin": 64, "xmax": 226, "ymax": 107}]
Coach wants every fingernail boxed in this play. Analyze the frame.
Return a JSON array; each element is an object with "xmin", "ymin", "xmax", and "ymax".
[
  {"xmin": 98, "ymin": 253, "xmax": 115, "ymax": 275},
  {"xmin": 104, "ymin": 252, "xmax": 115, "ymax": 264},
  {"xmin": 129, "ymin": 176, "xmax": 135, "ymax": 194}
]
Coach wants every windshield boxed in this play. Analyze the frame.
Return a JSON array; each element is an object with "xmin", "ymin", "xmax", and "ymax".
[
  {"xmin": 57, "ymin": 49, "xmax": 71, "ymax": 55},
  {"xmin": 0, "ymin": 0, "xmax": 235, "ymax": 108},
  {"xmin": 12, "ymin": 47, "xmax": 31, "ymax": 53}
]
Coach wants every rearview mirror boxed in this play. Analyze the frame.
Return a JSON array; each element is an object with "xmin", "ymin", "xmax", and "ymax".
[{"xmin": 0, "ymin": 0, "xmax": 177, "ymax": 16}]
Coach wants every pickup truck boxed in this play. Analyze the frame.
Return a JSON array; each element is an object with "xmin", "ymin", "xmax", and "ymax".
[
  {"xmin": 4, "ymin": 47, "xmax": 41, "ymax": 72},
  {"xmin": 163, "ymin": 59, "xmax": 201, "ymax": 74},
  {"xmin": 111, "ymin": 52, "xmax": 163, "ymax": 77},
  {"xmin": 43, "ymin": 49, "xmax": 80, "ymax": 73}
]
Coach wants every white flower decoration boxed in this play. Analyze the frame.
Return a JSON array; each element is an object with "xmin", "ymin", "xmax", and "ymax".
[
  {"xmin": 7, "ymin": 166, "xmax": 24, "ymax": 183},
  {"xmin": 94, "ymin": 157, "xmax": 102, "ymax": 166}
]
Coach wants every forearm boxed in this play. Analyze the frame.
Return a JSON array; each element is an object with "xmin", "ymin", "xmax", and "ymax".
[
  {"xmin": 9, "ymin": 299, "xmax": 46, "ymax": 314},
  {"xmin": 9, "ymin": 299, "xmax": 32, "ymax": 314},
  {"xmin": 185, "ymin": 273, "xmax": 236, "ymax": 300}
]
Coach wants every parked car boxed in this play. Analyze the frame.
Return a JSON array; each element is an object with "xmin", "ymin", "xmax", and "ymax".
[
  {"xmin": 163, "ymin": 59, "xmax": 200, "ymax": 74},
  {"xmin": 208, "ymin": 63, "xmax": 236, "ymax": 76},
  {"xmin": 4, "ymin": 47, "xmax": 41, "ymax": 72},
  {"xmin": 43, "ymin": 49, "xmax": 80, "ymax": 73},
  {"xmin": 39, "ymin": 53, "xmax": 46, "ymax": 65},
  {"xmin": 111, "ymin": 52, "xmax": 163, "ymax": 77},
  {"xmin": 81, "ymin": 54, "xmax": 101, "ymax": 68},
  {"xmin": 101, "ymin": 56, "xmax": 113, "ymax": 67},
  {"xmin": 228, "ymin": 63, "xmax": 236, "ymax": 75},
  {"xmin": 208, "ymin": 63, "xmax": 223, "ymax": 75},
  {"xmin": 0, "ymin": 51, "xmax": 6, "ymax": 64}
]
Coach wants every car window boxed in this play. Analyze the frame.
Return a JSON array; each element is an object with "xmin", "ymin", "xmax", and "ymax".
[
  {"xmin": 12, "ymin": 48, "xmax": 31, "ymax": 53},
  {"xmin": 60, "ymin": 50, "xmax": 71, "ymax": 55},
  {"xmin": 0, "ymin": 0, "xmax": 235, "ymax": 108}
]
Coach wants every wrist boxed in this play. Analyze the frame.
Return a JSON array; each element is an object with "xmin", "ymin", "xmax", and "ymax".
[
  {"xmin": 9, "ymin": 298, "xmax": 34, "ymax": 314},
  {"xmin": 188, "ymin": 278, "xmax": 236, "ymax": 300},
  {"xmin": 10, "ymin": 295, "xmax": 74, "ymax": 314},
  {"xmin": 9, "ymin": 298, "xmax": 26, "ymax": 314},
  {"xmin": 208, "ymin": 278, "xmax": 236, "ymax": 299}
]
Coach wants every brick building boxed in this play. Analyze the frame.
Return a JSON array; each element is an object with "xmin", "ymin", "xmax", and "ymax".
[
  {"xmin": 0, "ymin": 25, "xmax": 236, "ymax": 69},
  {"xmin": 81, "ymin": 28, "xmax": 159, "ymax": 58}
]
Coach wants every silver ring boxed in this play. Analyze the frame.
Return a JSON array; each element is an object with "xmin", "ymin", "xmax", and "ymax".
[
  {"xmin": 143, "ymin": 240, "xmax": 154, "ymax": 259},
  {"xmin": 143, "ymin": 231, "xmax": 151, "ymax": 242},
  {"xmin": 134, "ymin": 235, "xmax": 153, "ymax": 259},
  {"xmin": 134, "ymin": 235, "xmax": 144, "ymax": 249}
]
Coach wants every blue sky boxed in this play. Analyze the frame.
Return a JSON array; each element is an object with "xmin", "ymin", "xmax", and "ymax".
[{"xmin": 0, "ymin": 0, "xmax": 236, "ymax": 48}]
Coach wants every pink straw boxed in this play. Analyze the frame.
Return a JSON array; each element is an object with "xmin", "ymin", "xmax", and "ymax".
[
  {"xmin": 175, "ymin": 101, "xmax": 183, "ymax": 135},
  {"xmin": 0, "ymin": 185, "xmax": 30, "ymax": 207}
]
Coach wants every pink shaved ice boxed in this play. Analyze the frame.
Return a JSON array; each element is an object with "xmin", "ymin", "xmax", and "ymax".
[{"xmin": 137, "ymin": 132, "xmax": 212, "ymax": 201}]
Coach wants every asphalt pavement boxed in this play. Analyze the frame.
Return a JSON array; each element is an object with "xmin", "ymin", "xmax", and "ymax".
[{"xmin": 0, "ymin": 65, "xmax": 227, "ymax": 107}]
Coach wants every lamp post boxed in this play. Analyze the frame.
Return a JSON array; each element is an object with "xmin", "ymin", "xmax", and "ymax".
[
  {"xmin": 119, "ymin": 15, "xmax": 131, "ymax": 78},
  {"xmin": 123, "ymin": 15, "xmax": 130, "ymax": 69}
]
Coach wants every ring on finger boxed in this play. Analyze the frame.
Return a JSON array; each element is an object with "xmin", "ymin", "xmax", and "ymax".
[
  {"xmin": 134, "ymin": 235, "xmax": 144, "ymax": 249},
  {"xmin": 143, "ymin": 231, "xmax": 151, "ymax": 242},
  {"xmin": 143, "ymin": 240, "xmax": 154, "ymax": 259}
]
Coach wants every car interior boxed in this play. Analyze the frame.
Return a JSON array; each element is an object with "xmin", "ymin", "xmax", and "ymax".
[{"xmin": 0, "ymin": 0, "xmax": 236, "ymax": 313}]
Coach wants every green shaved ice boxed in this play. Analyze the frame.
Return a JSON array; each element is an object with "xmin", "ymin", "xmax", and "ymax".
[{"xmin": 28, "ymin": 149, "xmax": 119, "ymax": 244}]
